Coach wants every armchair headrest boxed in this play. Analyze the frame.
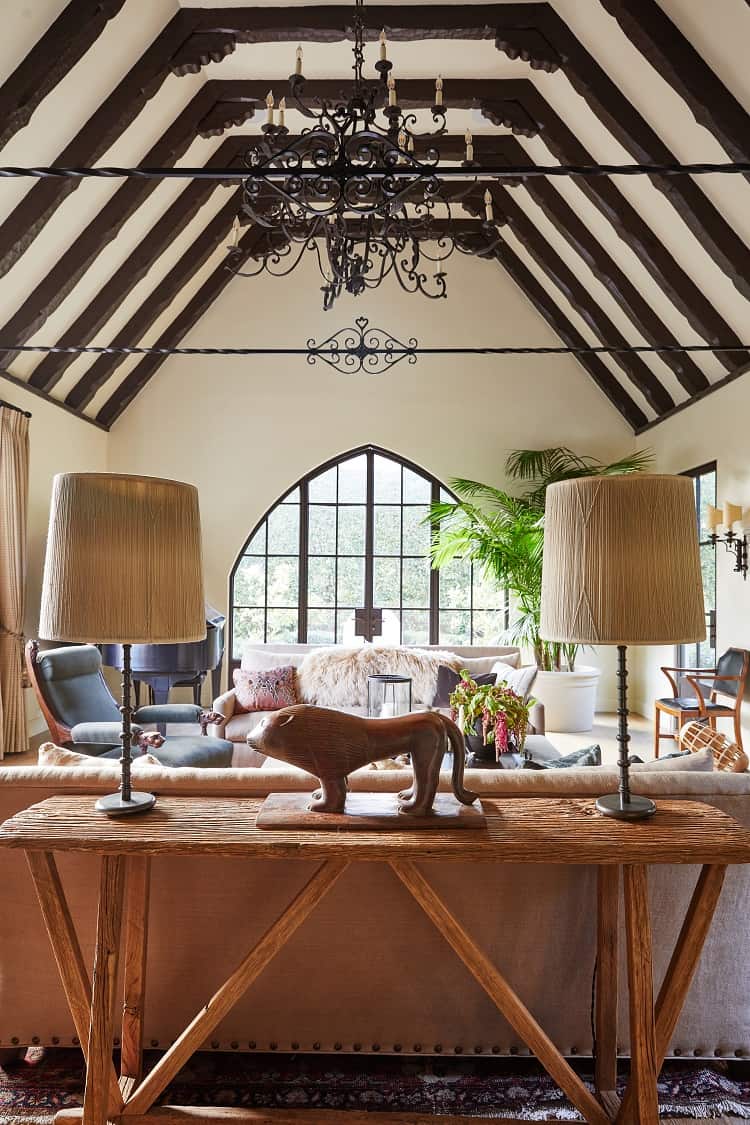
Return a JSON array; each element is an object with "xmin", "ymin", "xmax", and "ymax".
[{"xmin": 36, "ymin": 644, "xmax": 103, "ymax": 683}]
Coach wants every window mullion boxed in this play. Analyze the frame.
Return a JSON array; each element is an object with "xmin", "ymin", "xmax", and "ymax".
[
  {"xmin": 429, "ymin": 480, "xmax": 440, "ymax": 644},
  {"xmin": 298, "ymin": 482, "xmax": 309, "ymax": 643},
  {"xmin": 364, "ymin": 449, "xmax": 375, "ymax": 640}
]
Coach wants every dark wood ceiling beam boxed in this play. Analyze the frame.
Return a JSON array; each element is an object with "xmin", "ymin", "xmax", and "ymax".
[
  {"xmin": 168, "ymin": 5, "xmax": 561, "ymax": 75},
  {"xmin": 493, "ymin": 135, "xmax": 708, "ymax": 396},
  {"xmin": 494, "ymin": 3, "xmax": 750, "ymax": 300},
  {"xmin": 488, "ymin": 84, "xmax": 744, "ymax": 373},
  {"xmin": 95, "ymin": 225, "xmax": 275, "ymax": 428},
  {"xmin": 600, "ymin": 0, "xmax": 750, "ymax": 165},
  {"xmin": 65, "ymin": 194, "xmax": 242, "ymax": 412},
  {"xmin": 490, "ymin": 238, "xmax": 647, "ymax": 430},
  {"xmin": 28, "ymin": 139, "xmax": 248, "ymax": 394},
  {"xmin": 0, "ymin": 0, "xmax": 127, "ymax": 149},
  {"xmin": 0, "ymin": 88, "xmax": 254, "ymax": 355},
  {"xmin": 0, "ymin": 9, "xmax": 201, "ymax": 278},
  {"xmin": 195, "ymin": 79, "xmax": 538, "ymax": 137},
  {"xmin": 478, "ymin": 187, "xmax": 673, "ymax": 414}
]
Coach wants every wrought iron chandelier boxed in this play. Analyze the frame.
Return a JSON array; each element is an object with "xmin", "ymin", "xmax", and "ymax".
[{"xmin": 225, "ymin": 0, "xmax": 500, "ymax": 309}]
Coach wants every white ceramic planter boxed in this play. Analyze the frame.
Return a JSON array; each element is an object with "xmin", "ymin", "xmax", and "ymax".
[{"xmin": 533, "ymin": 665, "xmax": 601, "ymax": 733}]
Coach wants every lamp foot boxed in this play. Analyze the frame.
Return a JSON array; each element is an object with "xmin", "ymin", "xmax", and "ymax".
[
  {"xmin": 95, "ymin": 791, "xmax": 156, "ymax": 817},
  {"xmin": 595, "ymin": 792, "xmax": 656, "ymax": 820}
]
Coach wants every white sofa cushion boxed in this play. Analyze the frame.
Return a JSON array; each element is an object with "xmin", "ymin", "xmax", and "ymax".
[
  {"xmin": 494, "ymin": 662, "xmax": 538, "ymax": 703},
  {"xmin": 241, "ymin": 650, "xmax": 308, "ymax": 672}
]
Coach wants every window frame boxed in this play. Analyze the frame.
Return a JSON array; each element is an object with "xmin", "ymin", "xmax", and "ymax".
[
  {"xmin": 228, "ymin": 445, "xmax": 509, "ymax": 676},
  {"xmin": 679, "ymin": 460, "xmax": 717, "ymax": 671}
]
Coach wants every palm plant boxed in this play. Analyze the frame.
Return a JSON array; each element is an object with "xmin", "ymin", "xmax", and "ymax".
[{"xmin": 430, "ymin": 446, "xmax": 652, "ymax": 671}]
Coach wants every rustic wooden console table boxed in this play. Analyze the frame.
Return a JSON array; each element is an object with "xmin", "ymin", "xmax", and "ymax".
[{"xmin": 1, "ymin": 794, "xmax": 749, "ymax": 1125}]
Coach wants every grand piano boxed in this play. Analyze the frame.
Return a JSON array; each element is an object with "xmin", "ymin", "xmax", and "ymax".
[{"xmin": 101, "ymin": 605, "xmax": 226, "ymax": 707}]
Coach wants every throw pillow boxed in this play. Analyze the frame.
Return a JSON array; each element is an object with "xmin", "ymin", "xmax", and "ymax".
[
  {"xmin": 431, "ymin": 664, "xmax": 496, "ymax": 708},
  {"xmin": 493, "ymin": 662, "xmax": 538, "ymax": 703},
  {"xmin": 38, "ymin": 743, "xmax": 161, "ymax": 769},
  {"xmin": 524, "ymin": 744, "xmax": 602, "ymax": 770},
  {"xmin": 630, "ymin": 748, "xmax": 714, "ymax": 772},
  {"xmin": 233, "ymin": 666, "xmax": 298, "ymax": 714}
]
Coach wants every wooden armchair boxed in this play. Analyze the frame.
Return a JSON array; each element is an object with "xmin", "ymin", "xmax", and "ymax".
[{"xmin": 654, "ymin": 647, "xmax": 749, "ymax": 757}]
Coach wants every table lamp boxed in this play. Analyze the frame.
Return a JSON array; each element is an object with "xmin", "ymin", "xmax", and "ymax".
[
  {"xmin": 540, "ymin": 475, "xmax": 706, "ymax": 820},
  {"xmin": 39, "ymin": 473, "xmax": 205, "ymax": 816}
]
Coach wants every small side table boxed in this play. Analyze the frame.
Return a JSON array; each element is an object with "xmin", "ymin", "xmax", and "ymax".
[{"xmin": 1, "ymin": 795, "xmax": 749, "ymax": 1125}]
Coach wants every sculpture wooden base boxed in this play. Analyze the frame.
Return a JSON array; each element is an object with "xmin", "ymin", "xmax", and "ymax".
[{"xmin": 256, "ymin": 792, "xmax": 487, "ymax": 831}]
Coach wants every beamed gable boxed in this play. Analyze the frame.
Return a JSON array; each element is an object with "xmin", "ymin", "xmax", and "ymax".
[{"xmin": 0, "ymin": 0, "xmax": 748, "ymax": 433}]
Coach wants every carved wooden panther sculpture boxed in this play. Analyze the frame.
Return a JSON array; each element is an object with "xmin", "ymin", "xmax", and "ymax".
[{"xmin": 247, "ymin": 704, "xmax": 478, "ymax": 816}]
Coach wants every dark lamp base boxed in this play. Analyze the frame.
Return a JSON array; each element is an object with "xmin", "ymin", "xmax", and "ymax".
[
  {"xmin": 95, "ymin": 791, "xmax": 157, "ymax": 818},
  {"xmin": 595, "ymin": 792, "xmax": 657, "ymax": 820}
]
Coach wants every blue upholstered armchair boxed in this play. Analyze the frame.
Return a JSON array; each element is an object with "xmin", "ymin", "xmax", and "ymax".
[{"xmin": 26, "ymin": 641, "xmax": 233, "ymax": 768}]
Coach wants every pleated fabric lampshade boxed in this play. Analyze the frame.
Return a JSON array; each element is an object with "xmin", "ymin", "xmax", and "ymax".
[
  {"xmin": 540, "ymin": 474, "xmax": 706, "ymax": 647},
  {"xmin": 40, "ymin": 473, "xmax": 206, "ymax": 644}
]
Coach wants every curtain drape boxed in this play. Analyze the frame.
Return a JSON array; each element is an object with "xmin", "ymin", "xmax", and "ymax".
[{"xmin": 0, "ymin": 407, "xmax": 29, "ymax": 757}]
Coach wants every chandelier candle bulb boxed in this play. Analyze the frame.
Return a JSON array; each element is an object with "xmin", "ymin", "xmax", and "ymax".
[
  {"xmin": 398, "ymin": 129, "xmax": 407, "ymax": 151},
  {"xmin": 484, "ymin": 190, "xmax": 494, "ymax": 222},
  {"xmin": 465, "ymin": 129, "xmax": 474, "ymax": 162},
  {"xmin": 295, "ymin": 46, "xmax": 303, "ymax": 76},
  {"xmin": 435, "ymin": 76, "xmax": 443, "ymax": 106},
  {"xmin": 278, "ymin": 97, "xmax": 286, "ymax": 129},
  {"xmin": 388, "ymin": 74, "xmax": 397, "ymax": 106},
  {"xmin": 408, "ymin": 134, "xmax": 415, "ymax": 154},
  {"xmin": 379, "ymin": 29, "xmax": 387, "ymax": 60},
  {"xmin": 265, "ymin": 91, "xmax": 274, "ymax": 125}
]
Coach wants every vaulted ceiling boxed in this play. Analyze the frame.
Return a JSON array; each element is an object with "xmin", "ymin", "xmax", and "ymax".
[{"xmin": 0, "ymin": 0, "xmax": 749, "ymax": 432}]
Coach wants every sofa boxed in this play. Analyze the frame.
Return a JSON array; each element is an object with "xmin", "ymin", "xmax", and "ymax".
[
  {"xmin": 212, "ymin": 644, "xmax": 548, "ymax": 765},
  {"xmin": 0, "ymin": 758, "xmax": 748, "ymax": 1060}
]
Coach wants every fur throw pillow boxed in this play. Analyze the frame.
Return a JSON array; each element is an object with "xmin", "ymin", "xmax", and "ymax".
[
  {"xmin": 38, "ymin": 743, "xmax": 161, "ymax": 768},
  {"xmin": 297, "ymin": 645, "xmax": 462, "ymax": 707},
  {"xmin": 233, "ymin": 666, "xmax": 298, "ymax": 713}
]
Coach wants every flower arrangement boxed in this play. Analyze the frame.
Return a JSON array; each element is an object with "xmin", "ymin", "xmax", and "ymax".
[{"xmin": 449, "ymin": 670, "xmax": 533, "ymax": 758}]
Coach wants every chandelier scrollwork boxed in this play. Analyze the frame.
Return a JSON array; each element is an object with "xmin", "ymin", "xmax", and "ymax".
[{"xmin": 225, "ymin": 0, "xmax": 501, "ymax": 309}]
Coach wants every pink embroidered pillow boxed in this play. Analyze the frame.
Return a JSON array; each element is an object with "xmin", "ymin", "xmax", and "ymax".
[{"xmin": 233, "ymin": 666, "xmax": 298, "ymax": 713}]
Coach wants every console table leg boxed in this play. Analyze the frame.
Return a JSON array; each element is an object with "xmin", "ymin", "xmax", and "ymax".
[
  {"xmin": 121, "ymin": 856, "xmax": 151, "ymax": 1087},
  {"xmin": 84, "ymin": 855, "xmax": 126, "ymax": 1125},
  {"xmin": 595, "ymin": 866, "xmax": 619, "ymax": 1102},
  {"xmin": 25, "ymin": 851, "xmax": 123, "ymax": 1116},
  {"xmin": 621, "ymin": 865, "xmax": 658, "ymax": 1125},
  {"xmin": 618, "ymin": 863, "xmax": 727, "ymax": 1124}
]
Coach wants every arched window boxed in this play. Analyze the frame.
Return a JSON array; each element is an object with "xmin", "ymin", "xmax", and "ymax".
[{"xmin": 230, "ymin": 446, "xmax": 507, "ymax": 663}]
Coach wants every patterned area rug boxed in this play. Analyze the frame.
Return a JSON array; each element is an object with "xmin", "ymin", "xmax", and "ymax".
[{"xmin": 1, "ymin": 1050, "xmax": 749, "ymax": 1122}]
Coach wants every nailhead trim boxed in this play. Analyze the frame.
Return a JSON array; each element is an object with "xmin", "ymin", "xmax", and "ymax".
[{"xmin": 17, "ymin": 1035, "xmax": 737, "ymax": 1055}]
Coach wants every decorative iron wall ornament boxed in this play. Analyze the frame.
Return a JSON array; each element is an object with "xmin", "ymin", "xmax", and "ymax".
[
  {"xmin": 225, "ymin": 0, "xmax": 501, "ymax": 309},
  {"xmin": 306, "ymin": 316, "xmax": 417, "ymax": 374}
]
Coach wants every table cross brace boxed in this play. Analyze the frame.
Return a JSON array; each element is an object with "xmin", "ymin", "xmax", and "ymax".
[{"xmin": 25, "ymin": 848, "xmax": 730, "ymax": 1125}]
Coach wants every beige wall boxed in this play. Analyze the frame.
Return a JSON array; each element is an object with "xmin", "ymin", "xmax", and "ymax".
[
  {"xmin": 630, "ymin": 378, "xmax": 750, "ymax": 742},
  {"xmin": 10, "ymin": 384, "xmax": 109, "ymax": 734},
  {"xmin": 105, "ymin": 255, "xmax": 633, "ymax": 702}
]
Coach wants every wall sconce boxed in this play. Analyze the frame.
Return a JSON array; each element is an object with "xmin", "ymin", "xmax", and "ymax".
[{"xmin": 704, "ymin": 502, "xmax": 748, "ymax": 580}]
